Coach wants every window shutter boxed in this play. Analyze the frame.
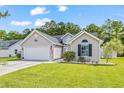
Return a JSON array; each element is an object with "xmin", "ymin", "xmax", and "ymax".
[
  {"xmin": 78, "ymin": 44, "xmax": 81, "ymax": 56},
  {"xmin": 89, "ymin": 44, "xmax": 92, "ymax": 56}
]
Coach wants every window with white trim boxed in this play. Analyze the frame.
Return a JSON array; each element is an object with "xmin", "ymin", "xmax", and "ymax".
[
  {"xmin": 81, "ymin": 45, "xmax": 89, "ymax": 56},
  {"xmin": 81, "ymin": 39, "xmax": 89, "ymax": 56}
]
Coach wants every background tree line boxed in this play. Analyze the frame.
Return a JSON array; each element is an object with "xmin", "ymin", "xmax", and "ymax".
[
  {"xmin": 1, "ymin": 19, "xmax": 124, "ymax": 44},
  {"xmin": 0, "ymin": 20, "xmax": 82, "ymax": 40}
]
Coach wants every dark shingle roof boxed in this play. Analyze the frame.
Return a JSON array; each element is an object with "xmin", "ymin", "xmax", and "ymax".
[
  {"xmin": 53, "ymin": 35, "xmax": 63, "ymax": 43},
  {"xmin": 0, "ymin": 40, "xmax": 21, "ymax": 49},
  {"xmin": 39, "ymin": 31, "xmax": 62, "ymax": 45}
]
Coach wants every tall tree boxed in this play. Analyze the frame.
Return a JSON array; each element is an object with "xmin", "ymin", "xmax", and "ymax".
[
  {"xmin": 39, "ymin": 20, "xmax": 58, "ymax": 35},
  {"xmin": 6, "ymin": 31, "xmax": 23, "ymax": 40},
  {"xmin": 22, "ymin": 28, "xmax": 32, "ymax": 38},
  {"xmin": 102, "ymin": 19, "xmax": 124, "ymax": 42},
  {"xmin": 64, "ymin": 22, "xmax": 81, "ymax": 34},
  {"xmin": 83, "ymin": 24, "xmax": 104, "ymax": 39},
  {"xmin": 0, "ymin": 30, "xmax": 7, "ymax": 40},
  {"xmin": 36, "ymin": 20, "xmax": 81, "ymax": 36},
  {"xmin": 111, "ymin": 20, "xmax": 123, "ymax": 39}
]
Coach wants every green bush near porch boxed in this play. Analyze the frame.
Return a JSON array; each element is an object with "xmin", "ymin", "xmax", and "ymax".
[{"xmin": 63, "ymin": 51, "xmax": 75, "ymax": 62}]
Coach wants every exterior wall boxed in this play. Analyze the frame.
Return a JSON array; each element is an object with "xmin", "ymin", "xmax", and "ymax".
[
  {"xmin": 21, "ymin": 32, "xmax": 52, "ymax": 47},
  {"xmin": 53, "ymin": 45, "xmax": 62, "ymax": 59},
  {"xmin": 8, "ymin": 41, "xmax": 22, "ymax": 56},
  {"xmin": 69, "ymin": 33, "xmax": 100, "ymax": 62}
]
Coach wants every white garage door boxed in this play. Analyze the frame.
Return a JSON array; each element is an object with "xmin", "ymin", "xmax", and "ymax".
[{"xmin": 24, "ymin": 47, "xmax": 50, "ymax": 60}]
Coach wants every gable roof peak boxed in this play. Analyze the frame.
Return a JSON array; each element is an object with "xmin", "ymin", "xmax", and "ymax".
[
  {"xmin": 60, "ymin": 33, "xmax": 74, "ymax": 39},
  {"xmin": 20, "ymin": 30, "xmax": 62, "ymax": 46},
  {"xmin": 67, "ymin": 30, "xmax": 102, "ymax": 44}
]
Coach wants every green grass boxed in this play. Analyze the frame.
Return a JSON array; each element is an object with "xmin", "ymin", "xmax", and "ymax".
[
  {"xmin": 0, "ymin": 56, "xmax": 19, "ymax": 63},
  {"xmin": 0, "ymin": 57, "xmax": 124, "ymax": 88}
]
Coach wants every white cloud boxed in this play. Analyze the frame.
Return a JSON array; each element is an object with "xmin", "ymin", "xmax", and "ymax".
[
  {"xmin": 30, "ymin": 7, "xmax": 49, "ymax": 16},
  {"xmin": 11, "ymin": 21, "xmax": 32, "ymax": 26},
  {"xmin": 34, "ymin": 18, "xmax": 51, "ymax": 27},
  {"xmin": 58, "ymin": 5, "xmax": 68, "ymax": 12}
]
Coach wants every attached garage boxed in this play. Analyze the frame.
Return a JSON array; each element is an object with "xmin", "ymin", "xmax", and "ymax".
[{"xmin": 20, "ymin": 30, "xmax": 62, "ymax": 61}]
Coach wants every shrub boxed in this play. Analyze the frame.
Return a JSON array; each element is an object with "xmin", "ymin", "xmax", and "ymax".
[
  {"xmin": 16, "ymin": 53, "xmax": 21, "ymax": 59},
  {"xmin": 63, "ymin": 51, "xmax": 75, "ymax": 62}
]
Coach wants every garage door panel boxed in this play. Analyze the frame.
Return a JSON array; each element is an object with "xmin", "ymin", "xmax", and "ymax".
[{"xmin": 24, "ymin": 47, "xmax": 50, "ymax": 60}]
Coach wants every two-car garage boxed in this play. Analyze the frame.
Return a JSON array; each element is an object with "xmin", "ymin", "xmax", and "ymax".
[{"xmin": 20, "ymin": 30, "xmax": 62, "ymax": 61}]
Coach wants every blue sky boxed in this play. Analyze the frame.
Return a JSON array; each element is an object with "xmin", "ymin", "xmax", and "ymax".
[{"xmin": 1, "ymin": 5, "xmax": 124, "ymax": 32}]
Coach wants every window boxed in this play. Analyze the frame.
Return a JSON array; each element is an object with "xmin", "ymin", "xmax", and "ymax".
[
  {"xmin": 34, "ymin": 39, "xmax": 38, "ymax": 42},
  {"xmin": 81, "ymin": 45, "xmax": 89, "ymax": 56},
  {"xmin": 15, "ymin": 49, "xmax": 17, "ymax": 54},
  {"xmin": 82, "ymin": 39, "xmax": 88, "ymax": 43}
]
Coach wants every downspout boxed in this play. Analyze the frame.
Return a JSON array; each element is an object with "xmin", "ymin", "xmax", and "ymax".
[
  {"xmin": 98, "ymin": 41, "xmax": 101, "ymax": 63},
  {"xmin": 50, "ymin": 45, "xmax": 54, "ymax": 61},
  {"xmin": 61, "ymin": 45, "xmax": 64, "ymax": 58}
]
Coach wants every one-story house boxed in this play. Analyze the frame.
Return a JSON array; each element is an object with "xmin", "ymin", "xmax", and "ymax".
[
  {"xmin": 0, "ymin": 40, "xmax": 22, "ymax": 57},
  {"xmin": 20, "ymin": 30, "xmax": 102, "ymax": 62}
]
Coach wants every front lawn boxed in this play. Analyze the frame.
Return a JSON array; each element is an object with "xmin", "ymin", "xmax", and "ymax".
[
  {"xmin": 0, "ymin": 57, "xmax": 124, "ymax": 88},
  {"xmin": 0, "ymin": 56, "xmax": 19, "ymax": 63}
]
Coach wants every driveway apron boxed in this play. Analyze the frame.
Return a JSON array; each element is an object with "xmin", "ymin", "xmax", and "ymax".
[{"xmin": 0, "ymin": 61, "xmax": 52, "ymax": 76}]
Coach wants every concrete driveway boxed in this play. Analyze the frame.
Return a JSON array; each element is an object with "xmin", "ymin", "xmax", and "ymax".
[{"xmin": 0, "ymin": 61, "xmax": 52, "ymax": 76}]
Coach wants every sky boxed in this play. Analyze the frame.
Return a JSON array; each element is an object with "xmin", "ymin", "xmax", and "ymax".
[{"xmin": 1, "ymin": 5, "xmax": 124, "ymax": 32}]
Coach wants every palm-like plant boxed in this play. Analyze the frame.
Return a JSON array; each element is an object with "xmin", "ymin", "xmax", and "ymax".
[
  {"xmin": 0, "ymin": 11, "xmax": 10, "ymax": 19},
  {"xmin": 102, "ymin": 19, "xmax": 124, "ymax": 42}
]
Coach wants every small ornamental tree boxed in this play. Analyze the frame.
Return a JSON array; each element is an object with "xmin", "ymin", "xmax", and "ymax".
[
  {"xmin": 103, "ymin": 38, "xmax": 124, "ymax": 63},
  {"xmin": 63, "ymin": 51, "xmax": 75, "ymax": 62}
]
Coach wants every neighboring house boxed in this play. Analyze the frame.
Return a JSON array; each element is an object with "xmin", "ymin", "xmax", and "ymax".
[
  {"xmin": 20, "ymin": 30, "xmax": 102, "ymax": 62},
  {"xmin": 0, "ymin": 40, "xmax": 22, "ymax": 57}
]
